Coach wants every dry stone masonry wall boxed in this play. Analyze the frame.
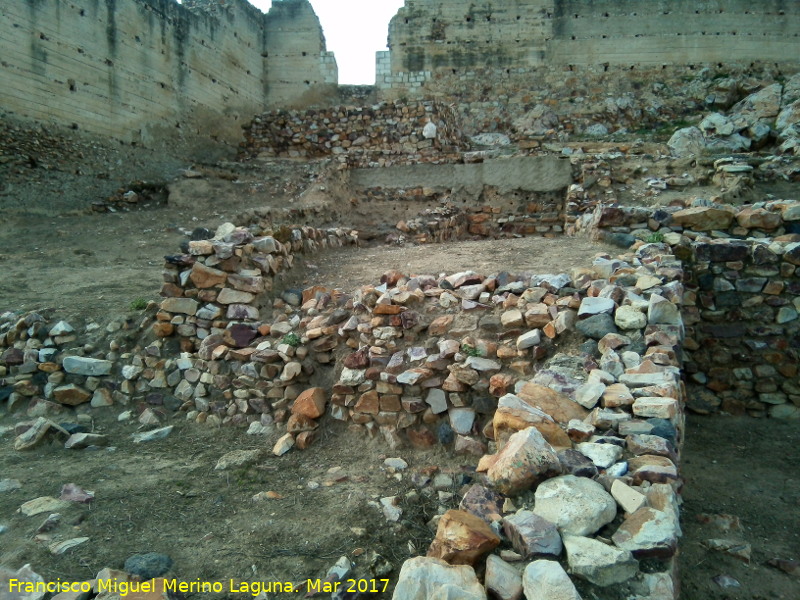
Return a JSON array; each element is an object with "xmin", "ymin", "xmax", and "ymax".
[
  {"xmin": 238, "ymin": 100, "xmax": 467, "ymax": 166},
  {"xmin": 0, "ymin": 0, "xmax": 335, "ymax": 143},
  {"xmin": 583, "ymin": 198, "xmax": 800, "ymax": 420}
]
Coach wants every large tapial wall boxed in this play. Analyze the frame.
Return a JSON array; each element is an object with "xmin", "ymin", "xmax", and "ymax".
[
  {"xmin": 378, "ymin": 0, "xmax": 800, "ymax": 94},
  {"xmin": 0, "ymin": 0, "xmax": 336, "ymax": 143}
]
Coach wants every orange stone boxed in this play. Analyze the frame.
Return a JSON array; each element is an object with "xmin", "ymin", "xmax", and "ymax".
[
  {"xmin": 292, "ymin": 387, "xmax": 328, "ymax": 419},
  {"xmin": 427, "ymin": 510, "xmax": 500, "ymax": 565}
]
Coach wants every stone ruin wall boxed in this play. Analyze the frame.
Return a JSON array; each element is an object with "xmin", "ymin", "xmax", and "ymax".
[
  {"xmin": 378, "ymin": 0, "xmax": 800, "ymax": 136},
  {"xmin": 0, "ymin": 0, "xmax": 336, "ymax": 144},
  {"xmin": 238, "ymin": 100, "xmax": 467, "ymax": 165}
]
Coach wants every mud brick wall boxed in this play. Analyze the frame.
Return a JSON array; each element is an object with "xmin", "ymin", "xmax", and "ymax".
[{"xmin": 238, "ymin": 101, "xmax": 467, "ymax": 165}]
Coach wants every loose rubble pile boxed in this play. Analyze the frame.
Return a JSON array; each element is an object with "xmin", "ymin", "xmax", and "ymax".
[
  {"xmin": 668, "ymin": 73, "xmax": 800, "ymax": 157},
  {"xmin": 238, "ymin": 100, "xmax": 467, "ymax": 166}
]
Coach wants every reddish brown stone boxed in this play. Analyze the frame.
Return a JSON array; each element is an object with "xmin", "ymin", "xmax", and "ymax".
[
  {"xmin": 374, "ymin": 304, "xmax": 404, "ymax": 315},
  {"xmin": 427, "ymin": 509, "xmax": 501, "ymax": 565},
  {"xmin": 355, "ymin": 390, "xmax": 380, "ymax": 415},
  {"xmin": 286, "ymin": 413, "xmax": 318, "ymax": 434},
  {"xmin": 190, "ymin": 262, "xmax": 227, "ymax": 289},
  {"xmin": 152, "ymin": 321, "xmax": 175, "ymax": 338},
  {"xmin": 296, "ymin": 430, "xmax": 317, "ymax": 450},
  {"xmin": 407, "ymin": 426, "xmax": 436, "ymax": 448},
  {"xmin": 292, "ymin": 387, "xmax": 327, "ymax": 419}
]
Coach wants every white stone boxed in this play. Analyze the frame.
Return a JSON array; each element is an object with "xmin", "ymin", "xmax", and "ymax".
[
  {"xmin": 632, "ymin": 397, "xmax": 679, "ymax": 419},
  {"xmin": 516, "ymin": 329, "xmax": 542, "ymax": 350},
  {"xmin": 614, "ymin": 305, "xmax": 646, "ymax": 330},
  {"xmin": 533, "ymin": 475, "xmax": 616, "ymax": 536},
  {"xmin": 576, "ymin": 442, "xmax": 623, "ymax": 469},
  {"xmin": 392, "ymin": 557, "xmax": 486, "ymax": 600},
  {"xmin": 339, "ymin": 367, "xmax": 366, "ymax": 386},
  {"xmin": 578, "ymin": 297, "xmax": 615, "ymax": 317},
  {"xmin": 574, "ymin": 381, "xmax": 605, "ymax": 409},
  {"xmin": 522, "ymin": 560, "xmax": 580, "ymax": 600},
  {"xmin": 611, "ymin": 480, "xmax": 647, "ymax": 514},
  {"xmin": 563, "ymin": 534, "xmax": 638, "ymax": 586},
  {"xmin": 611, "ymin": 507, "xmax": 679, "ymax": 556}
]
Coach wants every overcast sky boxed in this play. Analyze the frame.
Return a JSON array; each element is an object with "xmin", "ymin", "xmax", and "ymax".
[{"xmin": 248, "ymin": 0, "xmax": 406, "ymax": 85}]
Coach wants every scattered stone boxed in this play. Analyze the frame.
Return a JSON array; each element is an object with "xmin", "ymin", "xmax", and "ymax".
[
  {"xmin": 214, "ymin": 448, "xmax": 266, "ymax": 471},
  {"xmin": 19, "ymin": 496, "xmax": 71, "ymax": 516},
  {"xmin": 64, "ymin": 432, "xmax": 109, "ymax": 449},
  {"xmin": 49, "ymin": 536, "xmax": 90, "ymax": 555},
  {"xmin": 273, "ymin": 433, "xmax": 294, "ymax": 456},
  {"xmin": 131, "ymin": 426, "xmax": 174, "ymax": 444},
  {"xmin": 459, "ymin": 484, "xmax": 504, "ymax": 524}
]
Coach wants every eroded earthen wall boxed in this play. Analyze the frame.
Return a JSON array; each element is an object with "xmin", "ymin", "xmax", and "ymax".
[
  {"xmin": 0, "ymin": 0, "xmax": 335, "ymax": 143},
  {"xmin": 380, "ymin": 0, "xmax": 800, "ymax": 94}
]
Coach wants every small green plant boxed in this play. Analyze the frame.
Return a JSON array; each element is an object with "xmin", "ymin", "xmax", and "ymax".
[
  {"xmin": 645, "ymin": 232, "xmax": 665, "ymax": 244},
  {"xmin": 130, "ymin": 297, "xmax": 148, "ymax": 311},
  {"xmin": 281, "ymin": 332, "xmax": 301, "ymax": 347},
  {"xmin": 461, "ymin": 343, "xmax": 481, "ymax": 357}
]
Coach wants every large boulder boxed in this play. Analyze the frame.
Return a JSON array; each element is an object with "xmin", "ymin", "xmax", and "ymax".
[{"xmin": 667, "ymin": 127, "xmax": 706, "ymax": 157}]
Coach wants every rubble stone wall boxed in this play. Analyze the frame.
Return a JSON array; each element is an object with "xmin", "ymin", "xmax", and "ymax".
[
  {"xmin": 0, "ymin": 0, "xmax": 334, "ymax": 143},
  {"xmin": 583, "ymin": 200, "xmax": 800, "ymax": 419},
  {"xmin": 238, "ymin": 101, "xmax": 466, "ymax": 165}
]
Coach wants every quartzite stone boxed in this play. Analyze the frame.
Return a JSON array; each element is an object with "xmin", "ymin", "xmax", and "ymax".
[
  {"xmin": 532, "ymin": 475, "xmax": 616, "ymax": 536},
  {"xmin": 427, "ymin": 509, "xmax": 501, "ymax": 566},
  {"xmin": 487, "ymin": 427, "xmax": 561, "ymax": 495}
]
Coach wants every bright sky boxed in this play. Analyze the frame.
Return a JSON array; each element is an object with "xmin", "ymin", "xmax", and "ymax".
[{"xmin": 249, "ymin": 0, "xmax": 406, "ymax": 85}]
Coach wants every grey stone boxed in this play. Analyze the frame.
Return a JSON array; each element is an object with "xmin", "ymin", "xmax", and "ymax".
[
  {"xmin": 576, "ymin": 314, "xmax": 618, "ymax": 340},
  {"xmin": 124, "ymin": 552, "xmax": 173, "ymax": 580},
  {"xmin": 563, "ymin": 534, "xmax": 638, "ymax": 586},
  {"xmin": 578, "ymin": 297, "xmax": 615, "ymax": 317},
  {"xmin": 503, "ymin": 510, "xmax": 562, "ymax": 558},
  {"xmin": 449, "ymin": 408, "xmax": 476, "ymax": 434},
  {"xmin": 484, "ymin": 555, "xmax": 523, "ymax": 600},
  {"xmin": 62, "ymin": 356, "xmax": 113, "ymax": 377}
]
